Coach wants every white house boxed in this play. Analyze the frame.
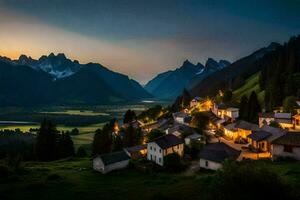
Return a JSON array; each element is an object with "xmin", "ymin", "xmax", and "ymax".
[
  {"xmin": 199, "ymin": 142, "xmax": 241, "ymax": 171},
  {"xmin": 271, "ymin": 133, "xmax": 300, "ymax": 160},
  {"xmin": 212, "ymin": 103, "xmax": 239, "ymax": 121},
  {"xmin": 93, "ymin": 150, "xmax": 130, "ymax": 174},
  {"xmin": 173, "ymin": 112, "xmax": 192, "ymax": 125},
  {"xmin": 147, "ymin": 134, "xmax": 184, "ymax": 166},
  {"xmin": 258, "ymin": 112, "xmax": 292, "ymax": 128}
]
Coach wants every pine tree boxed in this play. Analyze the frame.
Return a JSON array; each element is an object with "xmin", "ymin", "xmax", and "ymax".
[
  {"xmin": 182, "ymin": 89, "xmax": 192, "ymax": 108},
  {"xmin": 112, "ymin": 135, "xmax": 123, "ymax": 152},
  {"xmin": 239, "ymin": 95, "xmax": 248, "ymax": 120},
  {"xmin": 248, "ymin": 91, "xmax": 261, "ymax": 123},
  {"xmin": 123, "ymin": 110, "xmax": 137, "ymax": 124},
  {"xmin": 35, "ymin": 119, "xmax": 59, "ymax": 161}
]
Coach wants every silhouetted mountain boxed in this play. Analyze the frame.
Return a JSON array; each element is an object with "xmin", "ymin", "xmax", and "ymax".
[
  {"xmin": 145, "ymin": 58, "xmax": 230, "ymax": 99},
  {"xmin": 189, "ymin": 42, "xmax": 281, "ymax": 97},
  {"xmin": 0, "ymin": 54, "xmax": 151, "ymax": 106}
]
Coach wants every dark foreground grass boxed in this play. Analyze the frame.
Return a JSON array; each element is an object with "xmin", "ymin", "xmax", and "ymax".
[
  {"xmin": 0, "ymin": 158, "xmax": 210, "ymax": 200},
  {"xmin": 0, "ymin": 158, "xmax": 300, "ymax": 200}
]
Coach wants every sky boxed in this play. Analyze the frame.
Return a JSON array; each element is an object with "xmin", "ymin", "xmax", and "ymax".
[{"xmin": 0, "ymin": 0, "xmax": 299, "ymax": 84}]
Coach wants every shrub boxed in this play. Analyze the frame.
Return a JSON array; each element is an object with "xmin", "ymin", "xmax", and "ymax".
[
  {"xmin": 76, "ymin": 146, "xmax": 87, "ymax": 157},
  {"xmin": 164, "ymin": 153, "xmax": 185, "ymax": 173}
]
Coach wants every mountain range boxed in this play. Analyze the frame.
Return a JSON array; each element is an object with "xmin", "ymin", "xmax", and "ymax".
[
  {"xmin": 0, "ymin": 53, "xmax": 151, "ymax": 106},
  {"xmin": 144, "ymin": 58, "xmax": 231, "ymax": 99},
  {"xmin": 189, "ymin": 42, "xmax": 281, "ymax": 97}
]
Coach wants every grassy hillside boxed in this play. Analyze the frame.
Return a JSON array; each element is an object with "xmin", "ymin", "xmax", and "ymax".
[
  {"xmin": 0, "ymin": 158, "xmax": 300, "ymax": 200},
  {"xmin": 233, "ymin": 72, "xmax": 265, "ymax": 104}
]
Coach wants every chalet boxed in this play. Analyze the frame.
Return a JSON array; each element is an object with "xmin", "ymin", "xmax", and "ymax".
[
  {"xmin": 235, "ymin": 120, "xmax": 260, "ymax": 140},
  {"xmin": 123, "ymin": 120, "xmax": 144, "ymax": 129},
  {"xmin": 223, "ymin": 123, "xmax": 238, "ymax": 140},
  {"xmin": 166, "ymin": 123, "xmax": 198, "ymax": 138},
  {"xmin": 212, "ymin": 103, "xmax": 239, "ymax": 121},
  {"xmin": 184, "ymin": 133, "xmax": 204, "ymax": 146},
  {"xmin": 142, "ymin": 118, "xmax": 172, "ymax": 133},
  {"xmin": 258, "ymin": 112, "xmax": 292, "ymax": 129},
  {"xmin": 93, "ymin": 150, "xmax": 130, "ymax": 174},
  {"xmin": 247, "ymin": 125, "xmax": 287, "ymax": 152},
  {"xmin": 147, "ymin": 134, "xmax": 184, "ymax": 166},
  {"xmin": 206, "ymin": 111, "xmax": 226, "ymax": 129},
  {"xmin": 124, "ymin": 145, "xmax": 147, "ymax": 159},
  {"xmin": 199, "ymin": 142, "xmax": 241, "ymax": 171},
  {"xmin": 292, "ymin": 114, "xmax": 300, "ymax": 130},
  {"xmin": 173, "ymin": 112, "xmax": 192, "ymax": 125},
  {"xmin": 190, "ymin": 97, "xmax": 213, "ymax": 111},
  {"xmin": 271, "ymin": 133, "xmax": 300, "ymax": 160},
  {"xmin": 190, "ymin": 96, "xmax": 203, "ymax": 108}
]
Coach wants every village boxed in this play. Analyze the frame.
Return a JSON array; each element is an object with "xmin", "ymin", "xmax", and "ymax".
[{"xmin": 92, "ymin": 96, "xmax": 300, "ymax": 174}]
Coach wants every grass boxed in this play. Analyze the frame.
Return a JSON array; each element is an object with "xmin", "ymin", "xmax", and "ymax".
[
  {"xmin": 233, "ymin": 72, "xmax": 265, "ymax": 104},
  {"xmin": 0, "ymin": 158, "xmax": 208, "ymax": 200},
  {"xmin": 0, "ymin": 123, "xmax": 104, "ymax": 134},
  {"xmin": 40, "ymin": 110, "xmax": 110, "ymax": 116},
  {"xmin": 0, "ymin": 158, "xmax": 299, "ymax": 200}
]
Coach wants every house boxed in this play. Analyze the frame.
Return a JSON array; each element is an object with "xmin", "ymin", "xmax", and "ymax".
[
  {"xmin": 190, "ymin": 97, "xmax": 213, "ymax": 111},
  {"xmin": 271, "ymin": 133, "xmax": 300, "ymax": 160},
  {"xmin": 205, "ymin": 111, "xmax": 226, "ymax": 129},
  {"xmin": 292, "ymin": 114, "xmax": 300, "ymax": 130},
  {"xmin": 190, "ymin": 96, "xmax": 203, "ymax": 108},
  {"xmin": 212, "ymin": 103, "xmax": 239, "ymax": 121},
  {"xmin": 123, "ymin": 120, "xmax": 144, "ymax": 129},
  {"xmin": 185, "ymin": 133, "xmax": 204, "ymax": 146},
  {"xmin": 223, "ymin": 123, "xmax": 238, "ymax": 140},
  {"xmin": 258, "ymin": 112, "xmax": 292, "ymax": 129},
  {"xmin": 147, "ymin": 134, "xmax": 184, "ymax": 166},
  {"xmin": 235, "ymin": 120, "xmax": 260, "ymax": 140},
  {"xmin": 124, "ymin": 145, "xmax": 147, "ymax": 159},
  {"xmin": 93, "ymin": 150, "xmax": 130, "ymax": 174},
  {"xmin": 142, "ymin": 118, "xmax": 172, "ymax": 133},
  {"xmin": 166, "ymin": 123, "xmax": 198, "ymax": 138},
  {"xmin": 173, "ymin": 112, "xmax": 192, "ymax": 125},
  {"xmin": 247, "ymin": 125, "xmax": 287, "ymax": 152},
  {"xmin": 199, "ymin": 142, "xmax": 241, "ymax": 170}
]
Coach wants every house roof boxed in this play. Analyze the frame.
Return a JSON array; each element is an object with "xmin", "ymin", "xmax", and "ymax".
[
  {"xmin": 274, "ymin": 113, "xmax": 291, "ymax": 119},
  {"xmin": 97, "ymin": 150, "xmax": 130, "ymax": 166},
  {"xmin": 167, "ymin": 123, "xmax": 197, "ymax": 135},
  {"xmin": 261, "ymin": 125, "xmax": 287, "ymax": 142},
  {"xmin": 235, "ymin": 120, "xmax": 260, "ymax": 131},
  {"xmin": 199, "ymin": 142, "xmax": 241, "ymax": 163},
  {"xmin": 124, "ymin": 145, "xmax": 147, "ymax": 154},
  {"xmin": 259, "ymin": 112, "xmax": 275, "ymax": 118},
  {"xmin": 185, "ymin": 133, "xmax": 202, "ymax": 140},
  {"xmin": 248, "ymin": 131, "xmax": 271, "ymax": 141},
  {"xmin": 173, "ymin": 112, "xmax": 189, "ymax": 118},
  {"xmin": 151, "ymin": 134, "xmax": 183, "ymax": 149},
  {"xmin": 272, "ymin": 133, "xmax": 300, "ymax": 147},
  {"xmin": 224, "ymin": 123, "xmax": 237, "ymax": 132},
  {"xmin": 226, "ymin": 107, "xmax": 239, "ymax": 112}
]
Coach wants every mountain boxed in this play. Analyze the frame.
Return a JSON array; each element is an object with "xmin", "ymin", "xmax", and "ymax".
[
  {"xmin": 0, "ymin": 53, "xmax": 152, "ymax": 106},
  {"xmin": 189, "ymin": 42, "xmax": 281, "ymax": 98},
  {"xmin": 145, "ymin": 58, "xmax": 230, "ymax": 100}
]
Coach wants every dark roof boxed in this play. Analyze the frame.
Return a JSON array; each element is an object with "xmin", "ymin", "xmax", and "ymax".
[
  {"xmin": 224, "ymin": 123, "xmax": 237, "ymax": 131},
  {"xmin": 248, "ymin": 131, "xmax": 271, "ymax": 141},
  {"xmin": 259, "ymin": 112, "xmax": 275, "ymax": 118},
  {"xmin": 152, "ymin": 134, "xmax": 183, "ymax": 149},
  {"xmin": 124, "ymin": 145, "xmax": 147, "ymax": 154},
  {"xmin": 272, "ymin": 133, "xmax": 300, "ymax": 147},
  {"xmin": 97, "ymin": 150, "xmax": 130, "ymax": 165},
  {"xmin": 261, "ymin": 125, "xmax": 287, "ymax": 142},
  {"xmin": 235, "ymin": 120, "xmax": 260, "ymax": 131},
  {"xmin": 199, "ymin": 142, "xmax": 241, "ymax": 163}
]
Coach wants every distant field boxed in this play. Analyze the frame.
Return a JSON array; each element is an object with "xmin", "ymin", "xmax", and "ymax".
[
  {"xmin": 40, "ymin": 110, "xmax": 110, "ymax": 116},
  {"xmin": 0, "ymin": 158, "xmax": 299, "ymax": 200}
]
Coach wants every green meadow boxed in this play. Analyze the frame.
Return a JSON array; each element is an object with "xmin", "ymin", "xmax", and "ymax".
[{"xmin": 0, "ymin": 158, "xmax": 300, "ymax": 200}]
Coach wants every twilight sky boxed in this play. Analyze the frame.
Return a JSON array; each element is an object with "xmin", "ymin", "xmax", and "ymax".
[{"xmin": 0, "ymin": 0, "xmax": 299, "ymax": 84}]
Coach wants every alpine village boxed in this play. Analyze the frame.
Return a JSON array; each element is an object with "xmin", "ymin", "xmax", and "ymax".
[{"xmin": 1, "ymin": 2, "xmax": 300, "ymax": 200}]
